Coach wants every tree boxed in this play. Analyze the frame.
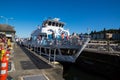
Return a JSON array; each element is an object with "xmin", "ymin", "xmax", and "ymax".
[
  {"xmin": 119, "ymin": 28, "xmax": 120, "ymax": 33},
  {"xmin": 90, "ymin": 31, "xmax": 94, "ymax": 35},
  {"xmin": 90, "ymin": 31, "xmax": 94, "ymax": 38},
  {"xmin": 93, "ymin": 30, "xmax": 96, "ymax": 34}
]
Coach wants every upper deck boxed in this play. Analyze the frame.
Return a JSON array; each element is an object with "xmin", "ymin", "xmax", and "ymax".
[{"xmin": 31, "ymin": 18, "xmax": 70, "ymax": 40}]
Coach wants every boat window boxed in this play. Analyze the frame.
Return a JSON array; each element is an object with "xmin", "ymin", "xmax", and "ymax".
[
  {"xmin": 59, "ymin": 23, "xmax": 61, "ymax": 27},
  {"xmin": 61, "ymin": 24, "xmax": 64, "ymax": 27},
  {"xmin": 48, "ymin": 21, "xmax": 51, "ymax": 26},
  {"xmin": 52, "ymin": 22, "xmax": 55, "ymax": 26},
  {"xmin": 56, "ymin": 23, "xmax": 58, "ymax": 27}
]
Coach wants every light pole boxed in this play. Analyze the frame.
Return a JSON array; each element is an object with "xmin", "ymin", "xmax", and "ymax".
[{"xmin": 0, "ymin": 16, "xmax": 14, "ymax": 24}]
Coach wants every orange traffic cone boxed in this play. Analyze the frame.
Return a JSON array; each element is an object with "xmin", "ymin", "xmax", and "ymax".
[{"xmin": 0, "ymin": 55, "xmax": 8, "ymax": 80}]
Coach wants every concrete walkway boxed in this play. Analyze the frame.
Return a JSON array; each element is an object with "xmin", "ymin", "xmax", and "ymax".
[{"xmin": 8, "ymin": 45, "xmax": 64, "ymax": 80}]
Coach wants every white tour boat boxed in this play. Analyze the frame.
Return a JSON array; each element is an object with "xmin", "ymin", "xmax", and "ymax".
[{"xmin": 25, "ymin": 18, "xmax": 90, "ymax": 62}]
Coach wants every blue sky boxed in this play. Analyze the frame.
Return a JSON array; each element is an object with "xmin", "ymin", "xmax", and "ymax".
[{"xmin": 0, "ymin": 0, "xmax": 120, "ymax": 38}]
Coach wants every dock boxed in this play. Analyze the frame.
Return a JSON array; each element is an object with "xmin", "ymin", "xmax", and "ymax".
[{"xmin": 8, "ymin": 44, "xmax": 64, "ymax": 80}]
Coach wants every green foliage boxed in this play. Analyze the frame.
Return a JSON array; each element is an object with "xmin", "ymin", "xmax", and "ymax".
[{"xmin": 90, "ymin": 28, "xmax": 120, "ymax": 34}]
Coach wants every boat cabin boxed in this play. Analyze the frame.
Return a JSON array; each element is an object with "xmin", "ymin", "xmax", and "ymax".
[
  {"xmin": 31, "ymin": 18, "xmax": 69, "ymax": 42},
  {"xmin": 42, "ymin": 19, "xmax": 64, "ymax": 28}
]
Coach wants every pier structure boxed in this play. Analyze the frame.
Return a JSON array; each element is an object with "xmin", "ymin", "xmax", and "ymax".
[{"xmin": 8, "ymin": 44, "xmax": 64, "ymax": 80}]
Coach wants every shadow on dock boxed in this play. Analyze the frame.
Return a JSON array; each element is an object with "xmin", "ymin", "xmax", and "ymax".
[{"xmin": 19, "ymin": 46, "xmax": 52, "ymax": 69}]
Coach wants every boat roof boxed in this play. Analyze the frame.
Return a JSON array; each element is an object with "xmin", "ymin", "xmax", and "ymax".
[{"xmin": 46, "ymin": 19, "xmax": 64, "ymax": 24}]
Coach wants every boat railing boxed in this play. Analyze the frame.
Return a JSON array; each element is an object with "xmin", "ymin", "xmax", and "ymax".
[
  {"xmin": 24, "ymin": 37, "xmax": 90, "ymax": 62},
  {"xmin": 39, "ymin": 37, "xmax": 89, "ymax": 47},
  {"xmin": 27, "ymin": 36, "xmax": 90, "ymax": 48}
]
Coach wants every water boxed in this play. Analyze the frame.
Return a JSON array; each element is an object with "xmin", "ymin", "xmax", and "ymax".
[{"xmin": 62, "ymin": 62, "xmax": 108, "ymax": 80}]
